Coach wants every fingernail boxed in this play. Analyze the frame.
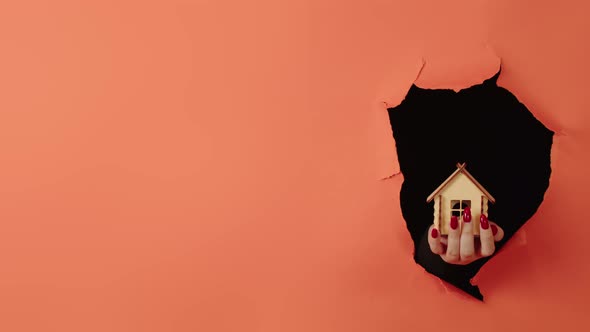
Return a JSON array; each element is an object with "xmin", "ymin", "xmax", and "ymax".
[
  {"xmin": 450, "ymin": 216, "xmax": 458, "ymax": 230},
  {"xmin": 431, "ymin": 228, "xmax": 438, "ymax": 238},
  {"xmin": 463, "ymin": 206, "xmax": 471, "ymax": 223},
  {"xmin": 480, "ymin": 214, "xmax": 489, "ymax": 230},
  {"xmin": 491, "ymin": 224, "xmax": 498, "ymax": 236}
]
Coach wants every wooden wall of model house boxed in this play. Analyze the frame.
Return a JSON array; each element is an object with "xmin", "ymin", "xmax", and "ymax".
[{"xmin": 434, "ymin": 172, "xmax": 487, "ymax": 235}]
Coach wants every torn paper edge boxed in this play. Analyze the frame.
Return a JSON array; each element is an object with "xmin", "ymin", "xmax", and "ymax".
[{"xmin": 377, "ymin": 46, "xmax": 563, "ymax": 181}]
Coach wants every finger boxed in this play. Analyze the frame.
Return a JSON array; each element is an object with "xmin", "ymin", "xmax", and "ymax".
[
  {"xmin": 428, "ymin": 225, "xmax": 444, "ymax": 255},
  {"xmin": 460, "ymin": 207, "xmax": 475, "ymax": 260},
  {"xmin": 444, "ymin": 215, "xmax": 461, "ymax": 263},
  {"xmin": 479, "ymin": 214, "xmax": 495, "ymax": 257},
  {"xmin": 490, "ymin": 222, "xmax": 504, "ymax": 242}
]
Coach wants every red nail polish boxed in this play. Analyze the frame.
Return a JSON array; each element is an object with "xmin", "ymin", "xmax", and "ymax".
[
  {"xmin": 491, "ymin": 224, "xmax": 498, "ymax": 236},
  {"xmin": 463, "ymin": 206, "xmax": 472, "ymax": 223},
  {"xmin": 431, "ymin": 228, "xmax": 438, "ymax": 238},
  {"xmin": 450, "ymin": 216, "xmax": 458, "ymax": 230},
  {"xmin": 480, "ymin": 214, "xmax": 489, "ymax": 230}
]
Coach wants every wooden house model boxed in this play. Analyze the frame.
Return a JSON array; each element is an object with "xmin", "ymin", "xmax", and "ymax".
[{"xmin": 426, "ymin": 163, "xmax": 495, "ymax": 235}]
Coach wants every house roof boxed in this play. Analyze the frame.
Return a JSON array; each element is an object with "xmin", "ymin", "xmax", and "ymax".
[{"xmin": 426, "ymin": 163, "xmax": 496, "ymax": 203}]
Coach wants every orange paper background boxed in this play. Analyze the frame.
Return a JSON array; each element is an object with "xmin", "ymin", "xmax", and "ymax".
[{"xmin": 1, "ymin": 1, "xmax": 589, "ymax": 331}]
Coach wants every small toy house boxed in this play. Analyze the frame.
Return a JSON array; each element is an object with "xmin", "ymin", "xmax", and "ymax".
[{"xmin": 426, "ymin": 163, "xmax": 495, "ymax": 235}]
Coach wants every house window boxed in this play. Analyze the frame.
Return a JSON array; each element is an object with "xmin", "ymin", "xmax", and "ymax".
[{"xmin": 450, "ymin": 200, "xmax": 471, "ymax": 217}]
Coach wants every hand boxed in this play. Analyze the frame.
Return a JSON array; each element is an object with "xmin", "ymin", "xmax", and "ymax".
[{"xmin": 427, "ymin": 207, "xmax": 504, "ymax": 265}]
